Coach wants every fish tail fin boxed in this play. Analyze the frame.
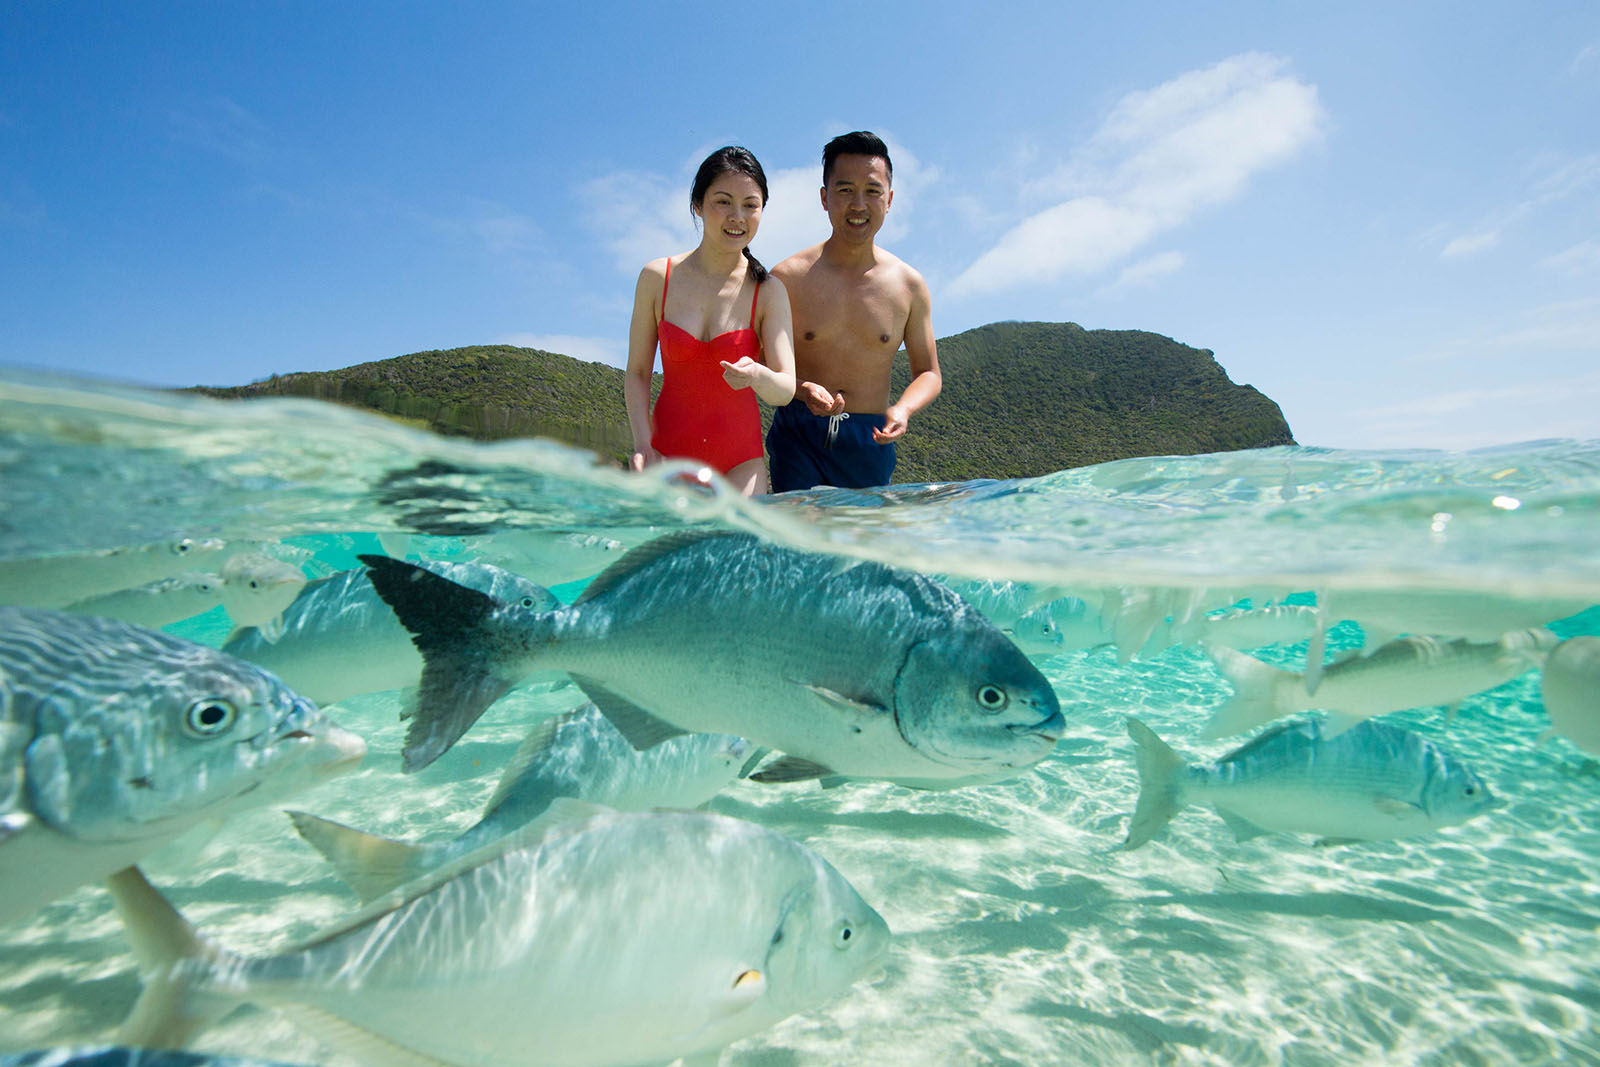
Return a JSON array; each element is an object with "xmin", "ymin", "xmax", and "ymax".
[
  {"xmin": 288, "ymin": 810, "xmax": 431, "ymax": 903},
  {"xmin": 1121, "ymin": 717, "xmax": 1189, "ymax": 851},
  {"xmin": 357, "ymin": 554, "xmax": 545, "ymax": 771},
  {"xmin": 107, "ymin": 866, "xmax": 232, "ymax": 1049},
  {"xmin": 1201, "ymin": 644, "xmax": 1291, "ymax": 739}
]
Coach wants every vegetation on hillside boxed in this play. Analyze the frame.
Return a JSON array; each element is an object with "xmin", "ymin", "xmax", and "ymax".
[{"xmin": 193, "ymin": 323, "xmax": 1293, "ymax": 482}]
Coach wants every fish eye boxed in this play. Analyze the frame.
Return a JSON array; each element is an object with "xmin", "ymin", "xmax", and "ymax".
[
  {"xmin": 834, "ymin": 921, "xmax": 854, "ymax": 949},
  {"xmin": 975, "ymin": 685, "xmax": 1009, "ymax": 712},
  {"xmin": 184, "ymin": 698, "xmax": 239, "ymax": 737},
  {"xmin": 1464, "ymin": 786, "xmax": 1476, "ymax": 796},
  {"xmin": 173, "ymin": 538, "xmax": 195, "ymax": 555},
  {"xmin": 519, "ymin": 596, "xmax": 538, "ymax": 609}
]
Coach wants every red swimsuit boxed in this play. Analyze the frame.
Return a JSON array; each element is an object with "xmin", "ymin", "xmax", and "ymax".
[{"xmin": 650, "ymin": 257, "xmax": 765, "ymax": 474}]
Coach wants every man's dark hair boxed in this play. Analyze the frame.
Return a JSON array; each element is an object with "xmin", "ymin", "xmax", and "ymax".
[{"xmin": 822, "ymin": 131, "xmax": 892, "ymax": 186}]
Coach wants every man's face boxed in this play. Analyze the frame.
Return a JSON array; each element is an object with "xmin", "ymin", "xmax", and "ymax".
[{"xmin": 821, "ymin": 154, "xmax": 892, "ymax": 245}]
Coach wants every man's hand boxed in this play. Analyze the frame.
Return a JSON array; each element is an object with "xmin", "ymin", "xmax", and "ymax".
[
  {"xmin": 872, "ymin": 404, "xmax": 910, "ymax": 443},
  {"xmin": 798, "ymin": 381, "xmax": 846, "ymax": 417}
]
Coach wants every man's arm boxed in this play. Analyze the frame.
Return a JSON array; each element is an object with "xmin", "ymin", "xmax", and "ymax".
[{"xmin": 873, "ymin": 270, "xmax": 941, "ymax": 442}]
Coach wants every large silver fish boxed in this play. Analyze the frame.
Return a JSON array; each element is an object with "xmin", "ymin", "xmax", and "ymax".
[
  {"xmin": 360, "ymin": 531, "xmax": 1065, "ymax": 780},
  {"xmin": 113, "ymin": 803, "xmax": 891, "ymax": 1067},
  {"xmin": 0, "ymin": 607, "xmax": 366, "ymax": 927},
  {"xmin": 1121, "ymin": 716, "xmax": 1496, "ymax": 850},
  {"xmin": 1202, "ymin": 629, "xmax": 1557, "ymax": 739},
  {"xmin": 1541, "ymin": 635, "xmax": 1600, "ymax": 754},
  {"xmin": 222, "ymin": 560, "xmax": 562, "ymax": 705},
  {"xmin": 292, "ymin": 702, "xmax": 754, "ymax": 900}
]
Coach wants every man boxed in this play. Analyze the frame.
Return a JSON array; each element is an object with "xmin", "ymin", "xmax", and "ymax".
[{"xmin": 767, "ymin": 131, "xmax": 941, "ymax": 492}]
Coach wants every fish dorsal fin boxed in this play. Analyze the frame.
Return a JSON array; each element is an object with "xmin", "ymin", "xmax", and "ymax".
[
  {"xmin": 483, "ymin": 707, "xmax": 586, "ymax": 814},
  {"xmin": 749, "ymin": 756, "xmax": 837, "ymax": 783},
  {"xmin": 573, "ymin": 530, "xmax": 739, "ymax": 605},
  {"xmin": 576, "ymin": 676, "xmax": 688, "ymax": 750},
  {"xmin": 288, "ymin": 811, "xmax": 428, "ymax": 904},
  {"xmin": 291, "ymin": 798, "xmax": 617, "ymax": 951},
  {"xmin": 1217, "ymin": 809, "xmax": 1270, "ymax": 842}
]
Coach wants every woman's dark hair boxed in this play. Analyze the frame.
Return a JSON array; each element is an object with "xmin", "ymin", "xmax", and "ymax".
[
  {"xmin": 690, "ymin": 145, "xmax": 769, "ymax": 283},
  {"xmin": 822, "ymin": 131, "xmax": 892, "ymax": 186}
]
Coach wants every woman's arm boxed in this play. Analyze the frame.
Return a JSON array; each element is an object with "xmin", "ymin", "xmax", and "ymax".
[
  {"xmin": 721, "ymin": 277, "xmax": 797, "ymax": 406},
  {"xmin": 624, "ymin": 260, "xmax": 666, "ymax": 470}
]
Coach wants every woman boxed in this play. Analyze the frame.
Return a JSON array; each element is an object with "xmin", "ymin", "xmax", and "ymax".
[{"xmin": 624, "ymin": 146, "xmax": 797, "ymax": 496}]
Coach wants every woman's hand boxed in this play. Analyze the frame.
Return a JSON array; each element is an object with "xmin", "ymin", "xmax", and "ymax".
[
  {"xmin": 720, "ymin": 357, "xmax": 764, "ymax": 391},
  {"xmin": 629, "ymin": 446, "xmax": 662, "ymax": 472}
]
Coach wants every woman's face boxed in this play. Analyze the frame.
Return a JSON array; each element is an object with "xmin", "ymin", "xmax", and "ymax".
[{"xmin": 696, "ymin": 171, "xmax": 765, "ymax": 252}]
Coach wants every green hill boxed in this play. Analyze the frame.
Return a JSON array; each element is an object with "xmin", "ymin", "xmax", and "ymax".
[{"xmin": 193, "ymin": 322, "xmax": 1293, "ymax": 482}]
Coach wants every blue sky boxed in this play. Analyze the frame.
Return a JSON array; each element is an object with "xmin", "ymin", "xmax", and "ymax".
[{"xmin": 2, "ymin": 2, "xmax": 1596, "ymax": 450}]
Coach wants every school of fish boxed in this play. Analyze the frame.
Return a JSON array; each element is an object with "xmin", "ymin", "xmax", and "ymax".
[{"xmin": 1, "ymin": 519, "xmax": 1594, "ymax": 1066}]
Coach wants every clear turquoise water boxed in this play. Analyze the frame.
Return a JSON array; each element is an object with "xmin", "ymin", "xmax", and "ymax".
[{"xmin": 2, "ymin": 369, "xmax": 1598, "ymax": 1065}]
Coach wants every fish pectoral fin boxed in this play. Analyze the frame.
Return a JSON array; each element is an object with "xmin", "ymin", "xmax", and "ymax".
[
  {"xmin": 1321, "ymin": 711, "xmax": 1365, "ymax": 738},
  {"xmin": 1372, "ymin": 794, "xmax": 1423, "ymax": 818},
  {"xmin": 288, "ymin": 811, "xmax": 427, "ymax": 904},
  {"xmin": 749, "ymin": 756, "xmax": 837, "ymax": 784},
  {"xmin": 277, "ymin": 1004, "xmax": 457, "ymax": 1067},
  {"xmin": 677, "ymin": 1051, "xmax": 726, "ymax": 1067},
  {"xmin": 1216, "ymin": 809, "xmax": 1270, "ymax": 842},
  {"xmin": 795, "ymin": 681, "xmax": 886, "ymax": 717},
  {"xmin": 819, "ymin": 775, "xmax": 851, "ymax": 790},
  {"xmin": 716, "ymin": 967, "xmax": 768, "ymax": 1014},
  {"xmin": 577, "ymin": 676, "xmax": 688, "ymax": 750}
]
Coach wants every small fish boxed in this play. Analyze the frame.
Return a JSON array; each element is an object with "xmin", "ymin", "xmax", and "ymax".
[
  {"xmin": 1540, "ymin": 636, "xmax": 1600, "ymax": 754},
  {"xmin": 1303, "ymin": 589, "xmax": 1590, "ymax": 693},
  {"xmin": 292, "ymin": 702, "xmax": 753, "ymax": 900},
  {"xmin": 0, "ymin": 607, "xmax": 366, "ymax": 927},
  {"xmin": 61, "ymin": 573, "xmax": 226, "ymax": 629},
  {"xmin": 1007, "ymin": 599, "xmax": 1112, "ymax": 658},
  {"xmin": 112, "ymin": 802, "xmax": 890, "ymax": 1067},
  {"xmin": 222, "ymin": 560, "xmax": 563, "ymax": 705},
  {"xmin": 0, "ymin": 537, "xmax": 228, "ymax": 609},
  {"xmin": 360, "ymin": 531, "xmax": 1065, "ymax": 780},
  {"xmin": 1202, "ymin": 629, "xmax": 1556, "ymax": 739},
  {"xmin": 0, "ymin": 1049, "xmax": 314, "ymax": 1067},
  {"xmin": 1121, "ymin": 716, "xmax": 1496, "ymax": 850},
  {"xmin": 1169, "ymin": 603, "xmax": 1318, "ymax": 652},
  {"xmin": 469, "ymin": 527, "xmax": 641, "ymax": 586},
  {"xmin": 217, "ymin": 552, "xmax": 308, "ymax": 628}
]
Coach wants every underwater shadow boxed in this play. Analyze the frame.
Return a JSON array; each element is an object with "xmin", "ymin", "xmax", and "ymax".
[
  {"xmin": 709, "ymin": 796, "xmax": 1010, "ymax": 840},
  {"xmin": 1025, "ymin": 1000, "xmax": 1215, "ymax": 1054},
  {"xmin": 1137, "ymin": 889, "xmax": 1458, "ymax": 923}
]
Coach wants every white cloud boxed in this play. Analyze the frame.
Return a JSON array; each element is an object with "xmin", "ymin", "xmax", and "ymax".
[
  {"xmin": 1573, "ymin": 41, "xmax": 1600, "ymax": 72},
  {"xmin": 1440, "ymin": 230, "xmax": 1501, "ymax": 260},
  {"xmin": 1540, "ymin": 240, "xmax": 1600, "ymax": 277},
  {"xmin": 747, "ymin": 165, "xmax": 828, "ymax": 268},
  {"xmin": 1098, "ymin": 251, "xmax": 1185, "ymax": 296},
  {"xmin": 167, "ymin": 96, "xmax": 269, "ymax": 163},
  {"xmin": 498, "ymin": 332, "xmax": 625, "ymax": 368},
  {"xmin": 581, "ymin": 170, "xmax": 696, "ymax": 275},
  {"xmin": 1353, "ymin": 371, "xmax": 1600, "ymax": 449},
  {"xmin": 951, "ymin": 53, "xmax": 1324, "ymax": 298}
]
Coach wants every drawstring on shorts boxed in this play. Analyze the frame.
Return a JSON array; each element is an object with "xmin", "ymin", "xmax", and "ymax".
[{"xmin": 825, "ymin": 411, "xmax": 850, "ymax": 449}]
